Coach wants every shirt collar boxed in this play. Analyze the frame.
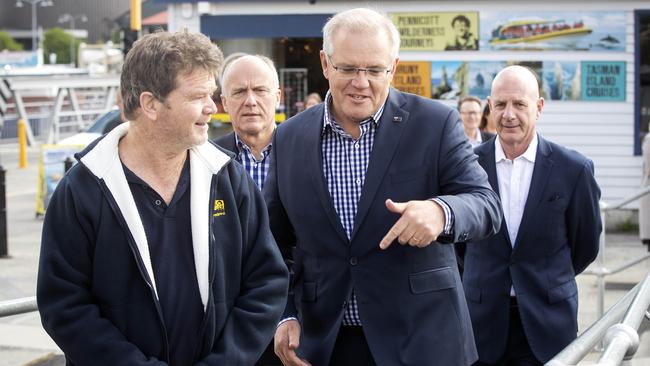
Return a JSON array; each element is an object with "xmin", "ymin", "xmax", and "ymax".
[
  {"xmin": 322, "ymin": 90, "xmax": 387, "ymax": 134},
  {"xmin": 234, "ymin": 133, "xmax": 273, "ymax": 157},
  {"xmin": 495, "ymin": 132, "xmax": 538, "ymax": 163}
]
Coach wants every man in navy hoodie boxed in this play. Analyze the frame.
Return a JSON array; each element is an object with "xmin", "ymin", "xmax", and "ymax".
[{"xmin": 37, "ymin": 30, "xmax": 288, "ymax": 366}]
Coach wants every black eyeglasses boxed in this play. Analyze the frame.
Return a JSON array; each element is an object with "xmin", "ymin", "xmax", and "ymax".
[{"xmin": 327, "ymin": 55, "xmax": 393, "ymax": 81}]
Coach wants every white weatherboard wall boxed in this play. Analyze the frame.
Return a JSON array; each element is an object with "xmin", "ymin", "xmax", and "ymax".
[{"xmin": 169, "ymin": 0, "xmax": 644, "ymax": 206}]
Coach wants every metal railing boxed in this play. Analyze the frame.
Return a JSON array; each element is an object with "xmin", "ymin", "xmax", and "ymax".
[
  {"xmin": 546, "ymin": 186, "xmax": 650, "ymax": 365},
  {"xmin": 584, "ymin": 186, "xmax": 650, "ymax": 321},
  {"xmin": 1, "ymin": 75, "xmax": 119, "ymax": 145},
  {"xmin": 0, "ymin": 296, "xmax": 37, "ymax": 317},
  {"xmin": 547, "ymin": 272, "xmax": 650, "ymax": 365}
]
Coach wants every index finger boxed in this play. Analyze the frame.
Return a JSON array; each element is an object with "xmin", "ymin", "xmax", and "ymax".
[{"xmin": 380, "ymin": 219, "xmax": 405, "ymax": 249}]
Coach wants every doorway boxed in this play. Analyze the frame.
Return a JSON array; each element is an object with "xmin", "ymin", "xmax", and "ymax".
[{"xmin": 281, "ymin": 37, "xmax": 329, "ymax": 114}]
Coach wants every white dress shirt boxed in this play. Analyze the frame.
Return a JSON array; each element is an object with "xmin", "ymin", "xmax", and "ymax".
[
  {"xmin": 468, "ymin": 128, "xmax": 483, "ymax": 147},
  {"xmin": 495, "ymin": 133, "xmax": 538, "ymax": 246},
  {"xmin": 495, "ymin": 133, "xmax": 538, "ymax": 296}
]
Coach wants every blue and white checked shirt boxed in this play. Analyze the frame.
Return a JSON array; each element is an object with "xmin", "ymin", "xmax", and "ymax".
[
  {"xmin": 321, "ymin": 92, "xmax": 382, "ymax": 326},
  {"xmin": 321, "ymin": 91, "xmax": 454, "ymax": 326},
  {"xmin": 234, "ymin": 134, "xmax": 272, "ymax": 190}
]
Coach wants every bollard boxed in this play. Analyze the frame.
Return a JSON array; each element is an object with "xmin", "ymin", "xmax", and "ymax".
[
  {"xmin": 18, "ymin": 119, "xmax": 27, "ymax": 169},
  {"xmin": 0, "ymin": 165, "xmax": 7, "ymax": 257},
  {"xmin": 64, "ymin": 156, "xmax": 74, "ymax": 173}
]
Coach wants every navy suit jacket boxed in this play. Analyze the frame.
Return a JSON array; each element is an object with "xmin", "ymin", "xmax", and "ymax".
[
  {"xmin": 264, "ymin": 89, "xmax": 502, "ymax": 366},
  {"xmin": 463, "ymin": 134, "xmax": 601, "ymax": 363},
  {"xmin": 213, "ymin": 132, "xmax": 237, "ymax": 153}
]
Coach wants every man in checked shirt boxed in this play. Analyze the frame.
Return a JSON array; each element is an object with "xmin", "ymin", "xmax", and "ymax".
[
  {"xmin": 215, "ymin": 54, "xmax": 280, "ymax": 191},
  {"xmin": 265, "ymin": 8, "xmax": 502, "ymax": 366},
  {"xmin": 215, "ymin": 54, "xmax": 284, "ymax": 366}
]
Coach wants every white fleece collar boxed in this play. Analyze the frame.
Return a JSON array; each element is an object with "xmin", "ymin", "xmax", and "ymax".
[{"xmin": 80, "ymin": 122, "xmax": 231, "ymax": 310}]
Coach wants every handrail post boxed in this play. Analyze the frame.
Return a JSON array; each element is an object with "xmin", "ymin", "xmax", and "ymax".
[
  {"xmin": 18, "ymin": 118, "xmax": 27, "ymax": 168},
  {"xmin": 597, "ymin": 202, "xmax": 608, "ymax": 322},
  {"xmin": 0, "ymin": 164, "xmax": 7, "ymax": 257}
]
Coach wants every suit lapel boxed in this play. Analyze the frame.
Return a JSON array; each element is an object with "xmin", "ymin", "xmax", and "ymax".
[
  {"xmin": 513, "ymin": 135, "xmax": 553, "ymax": 250},
  {"xmin": 478, "ymin": 143, "xmax": 500, "ymax": 197},
  {"xmin": 305, "ymin": 106, "xmax": 349, "ymax": 243},
  {"xmin": 477, "ymin": 142, "xmax": 513, "ymax": 249},
  {"xmin": 227, "ymin": 132, "xmax": 237, "ymax": 152},
  {"xmin": 352, "ymin": 90, "xmax": 409, "ymax": 239}
]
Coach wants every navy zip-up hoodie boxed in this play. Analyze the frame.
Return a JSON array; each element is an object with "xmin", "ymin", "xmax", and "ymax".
[{"xmin": 37, "ymin": 122, "xmax": 289, "ymax": 366}]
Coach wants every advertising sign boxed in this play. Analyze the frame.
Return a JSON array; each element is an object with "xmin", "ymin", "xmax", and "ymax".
[
  {"xmin": 542, "ymin": 61, "xmax": 581, "ymax": 100},
  {"xmin": 392, "ymin": 12, "xmax": 479, "ymax": 51},
  {"xmin": 581, "ymin": 61, "xmax": 626, "ymax": 101},
  {"xmin": 430, "ymin": 61, "xmax": 466, "ymax": 99},
  {"xmin": 481, "ymin": 11, "xmax": 626, "ymax": 51},
  {"xmin": 0, "ymin": 51, "xmax": 39, "ymax": 68},
  {"xmin": 467, "ymin": 61, "xmax": 507, "ymax": 99},
  {"xmin": 392, "ymin": 61, "xmax": 431, "ymax": 97},
  {"xmin": 426, "ymin": 60, "xmax": 625, "ymax": 102},
  {"xmin": 36, "ymin": 144, "xmax": 83, "ymax": 215}
]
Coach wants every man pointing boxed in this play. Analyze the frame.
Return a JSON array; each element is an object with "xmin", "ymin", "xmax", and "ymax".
[{"xmin": 265, "ymin": 8, "xmax": 501, "ymax": 366}]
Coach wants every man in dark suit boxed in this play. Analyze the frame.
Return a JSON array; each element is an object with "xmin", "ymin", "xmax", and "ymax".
[
  {"xmin": 214, "ymin": 54, "xmax": 280, "ymax": 191},
  {"xmin": 265, "ymin": 8, "xmax": 502, "ymax": 366},
  {"xmin": 463, "ymin": 65, "xmax": 601, "ymax": 365},
  {"xmin": 214, "ymin": 54, "xmax": 283, "ymax": 366}
]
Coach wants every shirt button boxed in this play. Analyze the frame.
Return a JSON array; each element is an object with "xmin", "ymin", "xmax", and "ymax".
[
  {"xmin": 155, "ymin": 199, "xmax": 161, "ymax": 206},
  {"xmin": 342, "ymin": 300, "xmax": 348, "ymax": 309},
  {"xmin": 355, "ymin": 178, "xmax": 361, "ymax": 185},
  {"xmin": 354, "ymin": 143, "xmax": 360, "ymax": 149},
  {"xmin": 349, "ymin": 257, "xmax": 358, "ymax": 266}
]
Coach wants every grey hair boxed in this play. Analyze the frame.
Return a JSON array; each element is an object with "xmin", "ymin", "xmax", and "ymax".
[
  {"xmin": 220, "ymin": 54, "xmax": 280, "ymax": 95},
  {"xmin": 322, "ymin": 8, "xmax": 400, "ymax": 60}
]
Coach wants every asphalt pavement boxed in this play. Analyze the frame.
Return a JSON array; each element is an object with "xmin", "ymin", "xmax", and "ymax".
[{"xmin": 0, "ymin": 142, "xmax": 649, "ymax": 365}]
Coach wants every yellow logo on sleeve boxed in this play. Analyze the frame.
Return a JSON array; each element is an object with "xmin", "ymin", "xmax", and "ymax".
[{"xmin": 213, "ymin": 199, "xmax": 225, "ymax": 217}]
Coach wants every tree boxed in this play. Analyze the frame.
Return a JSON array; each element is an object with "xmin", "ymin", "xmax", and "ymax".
[
  {"xmin": 0, "ymin": 31, "xmax": 23, "ymax": 51},
  {"xmin": 43, "ymin": 27, "xmax": 82, "ymax": 65}
]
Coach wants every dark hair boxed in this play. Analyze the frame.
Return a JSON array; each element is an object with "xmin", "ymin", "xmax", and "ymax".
[
  {"xmin": 479, "ymin": 103, "xmax": 490, "ymax": 130},
  {"xmin": 120, "ymin": 30, "xmax": 224, "ymax": 120},
  {"xmin": 452, "ymin": 15, "xmax": 470, "ymax": 27},
  {"xmin": 457, "ymin": 95, "xmax": 482, "ymax": 111}
]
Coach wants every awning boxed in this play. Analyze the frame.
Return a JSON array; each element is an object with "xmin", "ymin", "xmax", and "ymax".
[{"xmin": 200, "ymin": 14, "xmax": 331, "ymax": 38}]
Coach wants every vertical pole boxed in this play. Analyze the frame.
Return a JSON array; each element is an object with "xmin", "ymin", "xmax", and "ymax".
[
  {"xmin": 18, "ymin": 119, "xmax": 27, "ymax": 169},
  {"xmin": 0, "ymin": 165, "xmax": 7, "ymax": 257},
  {"xmin": 131, "ymin": 0, "xmax": 142, "ymax": 55},
  {"xmin": 70, "ymin": 18, "xmax": 75, "ymax": 67},
  {"xmin": 130, "ymin": 0, "xmax": 142, "ymax": 32},
  {"xmin": 596, "ymin": 201, "xmax": 608, "ymax": 351},
  {"xmin": 31, "ymin": 1, "xmax": 37, "ymax": 51},
  {"xmin": 597, "ymin": 203, "xmax": 607, "ymax": 320}
]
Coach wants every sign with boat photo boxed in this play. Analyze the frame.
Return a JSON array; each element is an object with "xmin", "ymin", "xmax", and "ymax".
[
  {"xmin": 480, "ymin": 11, "xmax": 625, "ymax": 51},
  {"xmin": 429, "ymin": 60, "xmax": 625, "ymax": 102}
]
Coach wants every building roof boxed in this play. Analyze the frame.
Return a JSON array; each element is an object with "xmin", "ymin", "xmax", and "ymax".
[{"xmin": 142, "ymin": 11, "xmax": 167, "ymax": 26}]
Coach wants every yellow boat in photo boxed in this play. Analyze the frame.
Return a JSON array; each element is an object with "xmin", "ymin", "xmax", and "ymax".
[{"xmin": 490, "ymin": 19, "xmax": 592, "ymax": 44}]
